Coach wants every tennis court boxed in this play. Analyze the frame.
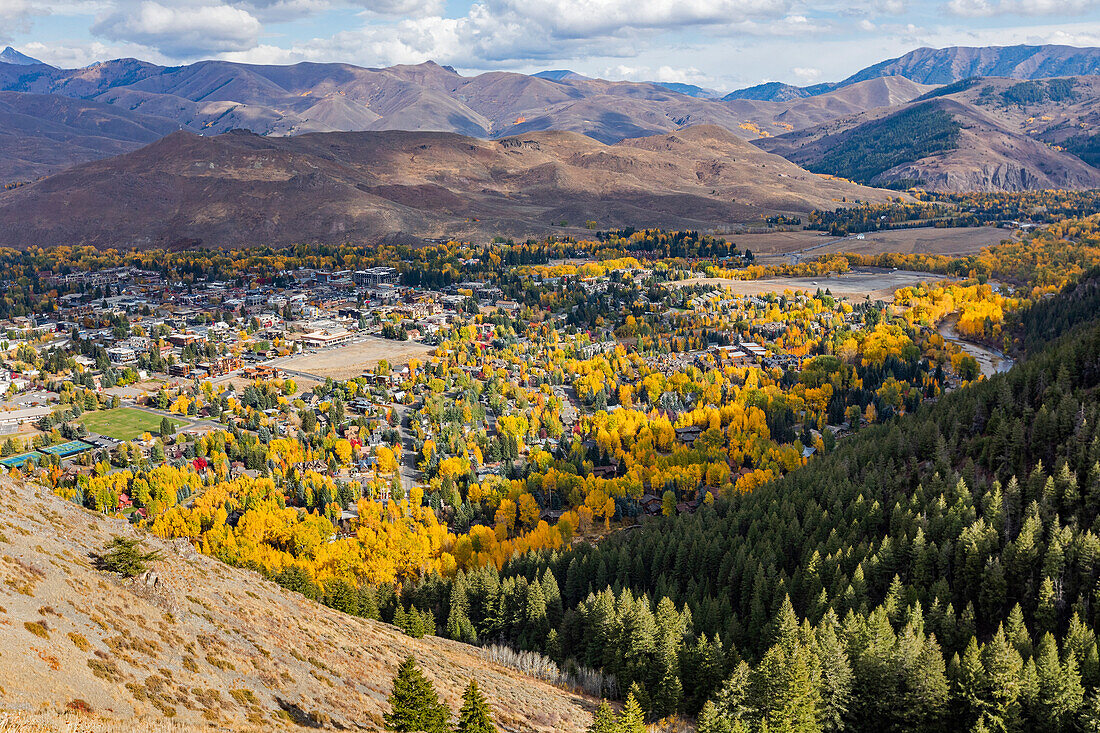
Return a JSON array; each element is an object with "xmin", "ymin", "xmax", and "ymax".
[
  {"xmin": 0, "ymin": 452, "xmax": 41, "ymax": 468},
  {"xmin": 39, "ymin": 440, "xmax": 93, "ymax": 458}
]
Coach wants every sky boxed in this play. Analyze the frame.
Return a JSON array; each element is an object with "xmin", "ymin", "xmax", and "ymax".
[{"xmin": 4, "ymin": 0, "xmax": 1100, "ymax": 91}]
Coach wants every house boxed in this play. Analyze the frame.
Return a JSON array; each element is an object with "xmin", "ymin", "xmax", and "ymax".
[
  {"xmin": 639, "ymin": 494, "xmax": 663, "ymax": 515},
  {"xmin": 675, "ymin": 425, "xmax": 703, "ymax": 445}
]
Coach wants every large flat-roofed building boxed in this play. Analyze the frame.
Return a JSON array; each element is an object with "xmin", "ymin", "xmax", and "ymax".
[
  {"xmin": 353, "ymin": 267, "xmax": 399, "ymax": 287},
  {"xmin": 299, "ymin": 329, "xmax": 354, "ymax": 349}
]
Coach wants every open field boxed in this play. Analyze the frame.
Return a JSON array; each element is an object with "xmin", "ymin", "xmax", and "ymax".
[
  {"xmin": 675, "ymin": 268, "xmax": 950, "ymax": 301},
  {"xmin": 737, "ymin": 226, "xmax": 1010, "ymax": 260},
  {"xmin": 274, "ymin": 337, "xmax": 435, "ymax": 380},
  {"xmin": 79, "ymin": 408, "xmax": 179, "ymax": 440}
]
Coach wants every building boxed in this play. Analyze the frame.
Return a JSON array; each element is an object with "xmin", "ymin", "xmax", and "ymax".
[
  {"xmin": 106, "ymin": 346, "xmax": 137, "ymax": 365},
  {"xmin": 353, "ymin": 267, "xmax": 399, "ymax": 287},
  {"xmin": 741, "ymin": 341, "xmax": 768, "ymax": 361},
  {"xmin": 299, "ymin": 329, "xmax": 354, "ymax": 349},
  {"xmin": 0, "ymin": 405, "xmax": 51, "ymax": 429}
]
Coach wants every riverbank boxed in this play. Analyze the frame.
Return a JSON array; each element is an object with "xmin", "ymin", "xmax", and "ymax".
[{"xmin": 938, "ymin": 314, "xmax": 1014, "ymax": 378}]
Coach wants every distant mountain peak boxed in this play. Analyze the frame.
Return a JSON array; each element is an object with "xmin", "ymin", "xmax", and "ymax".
[
  {"xmin": 534, "ymin": 70, "xmax": 586, "ymax": 81},
  {"xmin": 649, "ymin": 81, "xmax": 720, "ymax": 99},
  {"xmin": 0, "ymin": 46, "xmax": 46, "ymax": 66},
  {"xmin": 723, "ymin": 81, "xmax": 816, "ymax": 102},
  {"xmin": 840, "ymin": 43, "xmax": 1100, "ymax": 86}
]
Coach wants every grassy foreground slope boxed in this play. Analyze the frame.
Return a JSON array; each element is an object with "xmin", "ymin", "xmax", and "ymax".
[{"xmin": 0, "ymin": 476, "xmax": 593, "ymax": 731}]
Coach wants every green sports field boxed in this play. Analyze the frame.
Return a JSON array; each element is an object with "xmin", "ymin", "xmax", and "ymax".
[{"xmin": 78, "ymin": 408, "xmax": 181, "ymax": 441}]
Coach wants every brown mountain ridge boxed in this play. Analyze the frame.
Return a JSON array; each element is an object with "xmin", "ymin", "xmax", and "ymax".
[
  {"xmin": 0, "ymin": 124, "xmax": 896, "ymax": 249},
  {"xmin": 757, "ymin": 84, "xmax": 1100, "ymax": 192}
]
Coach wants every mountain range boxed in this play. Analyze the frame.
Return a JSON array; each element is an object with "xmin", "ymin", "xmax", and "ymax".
[
  {"xmin": 0, "ymin": 56, "xmax": 939, "ymax": 184},
  {"xmin": 726, "ymin": 44, "xmax": 1100, "ymax": 101},
  {"xmin": 4, "ymin": 43, "xmax": 1100, "ymax": 246}
]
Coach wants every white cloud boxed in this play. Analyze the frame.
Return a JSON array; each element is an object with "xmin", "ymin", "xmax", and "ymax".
[
  {"xmin": 0, "ymin": 0, "xmax": 37, "ymax": 44},
  {"xmin": 874, "ymin": 0, "xmax": 908, "ymax": 12},
  {"xmin": 946, "ymin": 0, "xmax": 1097, "ymax": 16},
  {"xmin": 506, "ymin": 0, "xmax": 790, "ymax": 38},
  {"xmin": 713, "ymin": 13, "xmax": 827, "ymax": 37},
  {"xmin": 234, "ymin": 0, "xmax": 443, "ymax": 22},
  {"xmin": 791, "ymin": 66, "xmax": 821, "ymax": 81},
  {"xmin": 225, "ymin": 0, "xmax": 805, "ymax": 70},
  {"xmin": 92, "ymin": 1, "xmax": 263, "ymax": 55},
  {"xmin": 20, "ymin": 38, "xmax": 169, "ymax": 65},
  {"xmin": 600, "ymin": 63, "xmax": 713, "ymax": 85}
]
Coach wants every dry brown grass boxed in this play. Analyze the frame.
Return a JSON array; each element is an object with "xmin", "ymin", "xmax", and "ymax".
[
  {"xmin": 274, "ymin": 337, "xmax": 434, "ymax": 380},
  {"xmin": 0, "ymin": 475, "xmax": 596, "ymax": 731},
  {"xmin": 740, "ymin": 226, "xmax": 1007, "ymax": 259},
  {"xmin": 675, "ymin": 268, "xmax": 946, "ymax": 301}
]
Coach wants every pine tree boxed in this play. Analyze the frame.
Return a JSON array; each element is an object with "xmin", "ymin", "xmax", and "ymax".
[
  {"xmin": 748, "ymin": 639, "xmax": 820, "ymax": 733},
  {"xmin": 698, "ymin": 700, "xmax": 734, "ymax": 733},
  {"xmin": 1035, "ymin": 578, "xmax": 1057, "ymax": 637},
  {"xmin": 587, "ymin": 701, "xmax": 618, "ymax": 733},
  {"xmin": 1034, "ymin": 633, "xmax": 1084, "ymax": 732},
  {"xmin": 618, "ymin": 693, "xmax": 646, "ymax": 733},
  {"xmin": 447, "ymin": 574, "xmax": 477, "ymax": 644},
  {"xmin": 980, "ymin": 625, "xmax": 1023, "ymax": 731},
  {"xmin": 383, "ymin": 656, "xmax": 452, "ymax": 733},
  {"xmin": 813, "ymin": 613, "xmax": 852, "ymax": 733},
  {"xmin": 455, "ymin": 680, "xmax": 496, "ymax": 733},
  {"xmin": 626, "ymin": 681, "xmax": 650, "ymax": 721},
  {"xmin": 954, "ymin": 637, "xmax": 989, "ymax": 729}
]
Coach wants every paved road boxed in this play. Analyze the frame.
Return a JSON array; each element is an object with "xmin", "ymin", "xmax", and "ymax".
[
  {"xmin": 392, "ymin": 401, "xmax": 423, "ymax": 495},
  {"xmin": 787, "ymin": 236, "xmax": 850, "ymax": 264}
]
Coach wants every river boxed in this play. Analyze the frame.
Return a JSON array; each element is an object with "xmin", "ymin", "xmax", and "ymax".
[{"xmin": 937, "ymin": 315, "xmax": 1014, "ymax": 378}]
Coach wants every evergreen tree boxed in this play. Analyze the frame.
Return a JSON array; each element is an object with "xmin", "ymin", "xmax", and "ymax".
[
  {"xmin": 812, "ymin": 613, "xmax": 851, "ymax": 733},
  {"xmin": 455, "ymin": 680, "xmax": 496, "ymax": 733},
  {"xmin": 383, "ymin": 656, "xmax": 452, "ymax": 733},
  {"xmin": 1034, "ymin": 633, "xmax": 1084, "ymax": 732},
  {"xmin": 698, "ymin": 700, "xmax": 734, "ymax": 733},
  {"xmin": 447, "ymin": 573, "xmax": 477, "ymax": 644},
  {"xmin": 748, "ymin": 640, "xmax": 821, "ymax": 733},
  {"xmin": 587, "ymin": 701, "xmax": 618, "ymax": 733},
  {"xmin": 618, "ymin": 693, "xmax": 646, "ymax": 733}
]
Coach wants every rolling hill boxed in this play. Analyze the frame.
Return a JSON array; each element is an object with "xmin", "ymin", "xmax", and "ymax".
[
  {"xmin": 0, "ymin": 124, "xmax": 896, "ymax": 249},
  {"xmin": 0, "ymin": 91, "xmax": 182, "ymax": 183},
  {"xmin": 758, "ymin": 89, "xmax": 1100, "ymax": 192},
  {"xmin": 0, "ymin": 474, "xmax": 594, "ymax": 730}
]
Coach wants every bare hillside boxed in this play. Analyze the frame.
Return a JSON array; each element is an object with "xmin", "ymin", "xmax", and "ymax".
[
  {"xmin": 0, "ymin": 91, "xmax": 181, "ymax": 184},
  {"xmin": 0, "ymin": 475, "xmax": 594, "ymax": 731},
  {"xmin": 758, "ymin": 95, "xmax": 1100, "ymax": 191},
  {"xmin": 0, "ymin": 124, "xmax": 895, "ymax": 249}
]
